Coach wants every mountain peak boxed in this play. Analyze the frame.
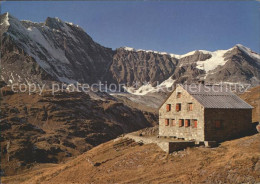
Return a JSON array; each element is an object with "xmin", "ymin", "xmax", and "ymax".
[
  {"xmin": 119, "ymin": 46, "xmax": 181, "ymax": 58},
  {"xmin": 1, "ymin": 13, "xmax": 259, "ymax": 87},
  {"xmin": 0, "ymin": 12, "xmax": 10, "ymax": 26},
  {"xmin": 121, "ymin": 46, "xmax": 135, "ymax": 51},
  {"xmin": 234, "ymin": 44, "xmax": 260, "ymax": 60},
  {"xmin": 235, "ymin": 44, "xmax": 249, "ymax": 51},
  {"xmin": 44, "ymin": 16, "xmax": 82, "ymax": 31},
  {"xmin": 44, "ymin": 17, "xmax": 65, "ymax": 29}
]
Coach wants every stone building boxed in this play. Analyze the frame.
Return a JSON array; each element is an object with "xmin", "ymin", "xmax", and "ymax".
[{"xmin": 159, "ymin": 84, "xmax": 253, "ymax": 142}]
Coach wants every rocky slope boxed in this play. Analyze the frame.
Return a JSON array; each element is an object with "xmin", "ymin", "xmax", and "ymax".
[
  {"xmin": 0, "ymin": 13, "xmax": 114, "ymax": 85},
  {"xmin": 108, "ymin": 47, "xmax": 179, "ymax": 86},
  {"xmin": 1, "ymin": 13, "xmax": 260, "ymax": 89},
  {"xmin": 0, "ymin": 87, "xmax": 157, "ymax": 176},
  {"xmin": 2, "ymin": 133, "xmax": 259, "ymax": 184},
  {"xmin": 120, "ymin": 46, "xmax": 260, "ymax": 95}
]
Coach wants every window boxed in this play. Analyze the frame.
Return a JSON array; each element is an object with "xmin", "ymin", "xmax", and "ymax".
[
  {"xmin": 185, "ymin": 119, "xmax": 190, "ymax": 127},
  {"xmin": 165, "ymin": 119, "xmax": 169, "ymax": 126},
  {"xmin": 179, "ymin": 119, "xmax": 184, "ymax": 127},
  {"xmin": 176, "ymin": 103, "xmax": 181, "ymax": 112},
  {"xmin": 177, "ymin": 92, "xmax": 181, "ymax": 98},
  {"xmin": 187, "ymin": 103, "xmax": 193, "ymax": 111},
  {"xmin": 215, "ymin": 120, "xmax": 222, "ymax": 129},
  {"xmin": 166, "ymin": 104, "xmax": 171, "ymax": 112},
  {"xmin": 171, "ymin": 119, "xmax": 176, "ymax": 126},
  {"xmin": 193, "ymin": 119, "xmax": 198, "ymax": 128}
]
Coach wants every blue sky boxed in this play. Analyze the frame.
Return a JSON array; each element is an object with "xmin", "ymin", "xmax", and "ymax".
[{"xmin": 1, "ymin": 1, "xmax": 259, "ymax": 54}]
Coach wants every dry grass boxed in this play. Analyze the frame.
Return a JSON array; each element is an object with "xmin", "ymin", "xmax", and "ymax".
[{"xmin": 3, "ymin": 134, "xmax": 260, "ymax": 184}]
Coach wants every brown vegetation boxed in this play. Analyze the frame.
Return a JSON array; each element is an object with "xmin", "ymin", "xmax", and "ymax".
[
  {"xmin": 1, "ymin": 86, "xmax": 259, "ymax": 182},
  {"xmin": 2, "ymin": 134, "xmax": 260, "ymax": 184},
  {"xmin": 0, "ymin": 87, "xmax": 157, "ymax": 175}
]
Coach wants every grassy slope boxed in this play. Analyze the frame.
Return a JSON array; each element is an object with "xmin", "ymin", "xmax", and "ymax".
[
  {"xmin": 1, "ymin": 86, "xmax": 259, "ymax": 182},
  {"xmin": 3, "ymin": 133, "xmax": 260, "ymax": 184}
]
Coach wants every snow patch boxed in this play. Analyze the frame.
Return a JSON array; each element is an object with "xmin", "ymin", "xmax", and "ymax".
[
  {"xmin": 196, "ymin": 49, "xmax": 231, "ymax": 73},
  {"xmin": 123, "ymin": 47, "xmax": 135, "ymax": 51},
  {"xmin": 196, "ymin": 44, "xmax": 260, "ymax": 73},
  {"xmin": 122, "ymin": 47, "xmax": 180, "ymax": 58},
  {"xmin": 4, "ymin": 14, "xmax": 52, "ymax": 72},
  {"xmin": 179, "ymin": 51, "xmax": 196, "ymax": 58},
  {"xmin": 66, "ymin": 21, "xmax": 80, "ymax": 28},
  {"xmin": 121, "ymin": 47, "xmax": 214, "ymax": 59},
  {"xmin": 0, "ymin": 12, "xmax": 10, "ymax": 26},
  {"xmin": 54, "ymin": 17, "xmax": 61, "ymax": 22},
  {"xmin": 67, "ymin": 22, "xmax": 74, "ymax": 26},
  {"xmin": 27, "ymin": 27, "xmax": 70, "ymax": 64},
  {"xmin": 157, "ymin": 76, "xmax": 175, "ymax": 88},
  {"xmin": 236, "ymin": 44, "xmax": 260, "ymax": 60},
  {"xmin": 4, "ymin": 14, "xmax": 80, "ymax": 81},
  {"xmin": 124, "ymin": 76, "xmax": 175, "ymax": 95}
]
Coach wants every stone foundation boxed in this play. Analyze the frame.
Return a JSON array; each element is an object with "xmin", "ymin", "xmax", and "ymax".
[{"xmin": 124, "ymin": 134, "xmax": 195, "ymax": 153}]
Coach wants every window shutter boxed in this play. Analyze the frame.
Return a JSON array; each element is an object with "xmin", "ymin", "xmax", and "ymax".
[
  {"xmin": 185, "ymin": 119, "xmax": 190, "ymax": 127},
  {"xmin": 187, "ymin": 103, "xmax": 193, "ymax": 111},
  {"xmin": 166, "ymin": 104, "xmax": 171, "ymax": 112},
  {"xmin": 165, "ymin": 119, "xmax": 169, "ymax": 126},
  {"xmin": 176, "ymin": 104, "xmax": 180, "ymax": 112},
  {"xmin": 193, "ymin": 120, "xmax": 198, "ymax": 128},
  {"xmin": 190, "ymin": 103, "xmax": 193, "ymax": 111},
  {"xmin": 185, "ymin": 120, "xmax": 188, "ymax": 127},
  {"xmin": 179, "ymin": 119, "xmax": 183, "ymax": 127},
  {"xmin": 172, "ymin": 119, "xmax": 176, "ymax": 126}
]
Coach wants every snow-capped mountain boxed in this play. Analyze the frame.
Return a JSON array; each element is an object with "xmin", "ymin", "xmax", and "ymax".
[
  {"xmin": 1, "ymin": 13, "xmax": 260, "ymax": 90},
  {"xmin": 111, "ymin": 44, "xmax": 260, "ymax": 89},
  {"xmin": 1, "ymin": 13, "xmax": 113, "ymax": 85}
]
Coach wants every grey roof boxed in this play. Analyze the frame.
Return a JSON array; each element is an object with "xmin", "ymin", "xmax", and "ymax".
[{"xmin": 180, "ymin": 85, "xmax": 253, "ymax": 109}]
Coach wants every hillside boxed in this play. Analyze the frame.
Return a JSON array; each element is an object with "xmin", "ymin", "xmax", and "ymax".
[
  {"xmin": 2, "ymin": 133, "xmax": 259, "ymax": 184},
  {"xmin": 239, "ymin": 86, "xmax": 260, "ymax": 123},
  {"xmin": 1, "ymin": 85, "xmax": 259, "ymax": 178},
  {"xmin": 0, "ymin": 87, "xmax": 157, "ymax": 176}
]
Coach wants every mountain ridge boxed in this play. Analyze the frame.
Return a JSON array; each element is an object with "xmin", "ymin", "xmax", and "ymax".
[
  {"xmin": 1, "ymin": 12, "xmax": 260, "ymax": 89},
  {"xmin": 119, "ymin": 43, "xmax": 259, "ymax": 60}
]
